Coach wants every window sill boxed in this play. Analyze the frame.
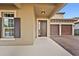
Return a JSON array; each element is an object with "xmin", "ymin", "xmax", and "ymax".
[{"xmin": 1, "ymin": 38, "xmax": 15, "ymax": 40}]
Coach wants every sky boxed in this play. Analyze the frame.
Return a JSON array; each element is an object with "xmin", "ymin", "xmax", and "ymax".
[{"xmin": 59, "ymin": 3, "xmax": 79, "ymax": 19}]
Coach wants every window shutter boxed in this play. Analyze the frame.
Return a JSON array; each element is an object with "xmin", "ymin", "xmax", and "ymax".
[
  {"xmin": 14, "ymin": 18, "xmax": 21, "ymax": 38},
  {"xmin": 0, "ymin": 18, "xmax": 2, "ymax": 38}
]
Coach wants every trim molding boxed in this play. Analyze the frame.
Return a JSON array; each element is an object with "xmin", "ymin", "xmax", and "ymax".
[{"xmin": 0, "ymin": 10, "xmax": 16, "ymax": 17}]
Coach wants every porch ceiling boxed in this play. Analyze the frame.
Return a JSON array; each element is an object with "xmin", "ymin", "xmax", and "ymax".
[
  {"xmin": 0, "ymin": 3, "xmax": 65, "ymax": 18},
  {"xmin": 34, "ymin": 3, "xmax": 65, "ymax": 18},
  {"xmin": 0, "ymin": 3, "xmax": 19, "ymax": 9},
  {"xmin": 14, "ymin": 3, "xmax": 21, "ymax": 8}
]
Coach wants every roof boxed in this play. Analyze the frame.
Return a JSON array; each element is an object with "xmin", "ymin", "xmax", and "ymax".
[
  {"xmin": 73, "ymin": 17, "xmax": 79, "ymax": 19},
  {"xmin": 56, "ymin": 12, "xmax": 65, "ymax": 14},
  {"xmin": 51, "ymin": 19, "xmax": 77, "ymax": 23}
]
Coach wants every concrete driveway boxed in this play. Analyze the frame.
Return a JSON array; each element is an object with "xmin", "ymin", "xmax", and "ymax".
[
  {"xmin": 50, "ymin": 35, "xmax": 79, "ymax": 56},
  {"xmin": 0, "ymin": 37, "xmax": 71, "ymax": 56}
]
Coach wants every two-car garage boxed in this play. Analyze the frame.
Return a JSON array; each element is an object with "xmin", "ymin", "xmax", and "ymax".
[{"xmin": 50, "ymin": 24, "xmax": 72, "ymax": 36}]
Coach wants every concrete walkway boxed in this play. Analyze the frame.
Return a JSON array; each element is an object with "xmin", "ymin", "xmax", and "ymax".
[
  {"xmin": 51, "ymin": 36, "xmax": 79, "ymax": 56},
  {"xmin": 0, "ymin": 37, "xmax": 71, "ymax": 56}
]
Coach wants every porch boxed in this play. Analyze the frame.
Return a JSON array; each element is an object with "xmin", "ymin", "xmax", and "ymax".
[{"xmin": 0, "ymin": 37, "xmax": 71, "ymax": 56}]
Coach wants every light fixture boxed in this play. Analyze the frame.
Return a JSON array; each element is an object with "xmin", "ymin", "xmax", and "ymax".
[{"xmin": 41, "ymin": 11, "xmax": 45, "ymax": 14}]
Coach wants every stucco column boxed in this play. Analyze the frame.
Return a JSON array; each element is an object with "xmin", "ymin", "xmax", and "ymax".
[
  {"xmin": 59, "ymin": 24, "xmax": 61, "ymax": 36},
  {"xmin": 47, "ymin": 19, "xmax": 50, "ymax": 37},
  {"xmin": 72, "ymin": 24, "xmax": 74, "ymax": 36}
]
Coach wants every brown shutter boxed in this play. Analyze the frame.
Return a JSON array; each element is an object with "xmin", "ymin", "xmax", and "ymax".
[
  {"xmin": 0, "ymin": 18, "xmax": 2, "ymax": 38},
  {"xmin": 14, "ymin": 18, "xmax": 21, "ymax": 38}
]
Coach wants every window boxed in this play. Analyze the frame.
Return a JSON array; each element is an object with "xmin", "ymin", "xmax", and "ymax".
[
  {"xmin": 0, "ymin": 11, "xmax": 20, "ymax": 40},
  {"xmin": 2, "ymin": 12, "xmax": 14, "ymax": 38}
]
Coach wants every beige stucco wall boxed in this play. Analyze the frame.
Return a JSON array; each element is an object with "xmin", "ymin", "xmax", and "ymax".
[
  {"xmin": 0, "ymin": 4, "xmax": 35, "ymax": 45},
  {"xmin": 0, "ymin": 4, "xmax": 65, "ymax": 45},
  {"xmin": 50, "ymin": 13, "xmax": 64, "ymax": 19}
]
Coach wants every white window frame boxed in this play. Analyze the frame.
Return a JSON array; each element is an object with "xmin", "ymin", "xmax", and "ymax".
[
  {"xmin": 0, "ymin": 10, "xmax": 16, "ymax": 17},
  {"xmin": 2, "ymin": 17, "xmax": 14, "ymax": 38},
  {"xmin": 0, "ymin": 10, "xmax": 16, "ymax": 40}
]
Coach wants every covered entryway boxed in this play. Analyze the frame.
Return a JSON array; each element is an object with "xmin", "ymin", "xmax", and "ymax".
[
  {"xmin": 35, "ymin": 4, "xmax": 65, "ymax": 38},
  {"xmin": 50, "ymin": 24, "xmax": 59, "ymax": 35},
  {"xmin": 61, "ymin": 25, "xmax": 72, "ymax": 35}
]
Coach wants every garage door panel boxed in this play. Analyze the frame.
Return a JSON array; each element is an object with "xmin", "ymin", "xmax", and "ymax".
[
  {"xmin": 50, "ymin": 24, "xmax": 59, "ymax": 35},
  {"xmin": 61, "ymin": 25, "xmax": 72, "ymax": 35}
]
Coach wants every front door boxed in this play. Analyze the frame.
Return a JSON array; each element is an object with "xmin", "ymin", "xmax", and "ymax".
[{"xmin": 38, "ymin": 20, "xmax": 47, "ymax": 37}]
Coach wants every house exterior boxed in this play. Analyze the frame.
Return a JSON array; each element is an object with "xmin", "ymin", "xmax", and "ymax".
[
  {"xmin": 50, "ymin": 12, "xmax": 77, "ymax": 36},
  {"xmin": 0, "ymin": 3, "xmax": 78, "ymax": 46}
]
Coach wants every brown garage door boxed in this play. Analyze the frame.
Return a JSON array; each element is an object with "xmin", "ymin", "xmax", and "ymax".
[
  {"xmin": 50, "ymin": 24, "xmax": 59, "ymax": 35},
  {"xmin": 61, "ymin": 25, "xmax": 72, "ymax": 35}
]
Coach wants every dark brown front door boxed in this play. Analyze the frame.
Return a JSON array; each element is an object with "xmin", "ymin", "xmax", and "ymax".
[{"xmin": 38, "ymin": 20, "xmax": 47, "ymax": 37}]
